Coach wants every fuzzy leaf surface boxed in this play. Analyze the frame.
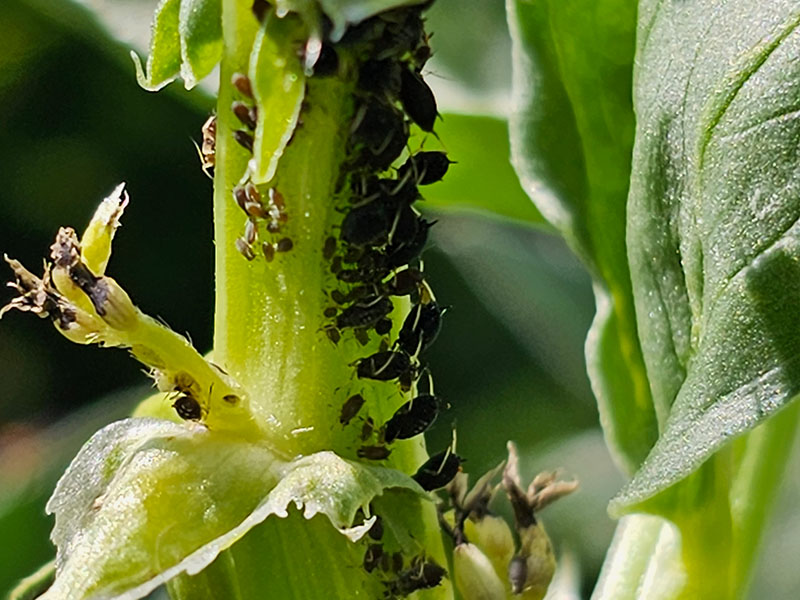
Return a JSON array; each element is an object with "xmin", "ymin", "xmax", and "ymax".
[
  {"xmin": 613, "ymin": 0, "xmax": 800, "ymax": 512},
  {"xmin": 41, "ymin": 418, "xmax": 425, "ymax": 600}
]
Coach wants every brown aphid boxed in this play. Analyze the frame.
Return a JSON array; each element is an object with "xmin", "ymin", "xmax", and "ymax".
[
  {"xmin": 339, "ymin": 393, "xmax": 365, "ymax": 426},
  {"xmin": 330, "ymin": 289, "xmax": 347, "ymax": 305},
  {"xmin": 324, "ymin": 326, "xmax": 341, "ymax": 345},
  {"xmin": 236, "ymin": 237, "xmax": 255, "ymax": 260},
  {"xmin": 361, "ymin": 416, "xmax": 375, "ymax": 441},
  {"xmin": 330, "ymin": 256, "xmax": 342, "ymax": 274},
  {"xmin": 275, "ymin": 238, "xmax": 293, "ymax": 252},
  {"xmin": 246, "ymin": 201, "xmax": 269, "ymax": 219},
  {"xmin": 232, "ymin": 101, "xmax": 257, "ymax": 130},
  {"xmin": 232, "ymin": 72, "xmax": 253, "ymax": 98},
  {"xmin": 245, "ymin": 182, "xmax": 261, "ymax": 203},
  {"xmin": 269, "ymin": 188, "xmax": 286, "ymax": 210},
  {"xmin": 323, "ymin": 236, "xmax": 337, "ymax": 260},
  {"xmin": 354, "ymin": 327, "xmax": 370, "ymax": 346},
  {"xmin": 199, "ymin": 114, "xmax": 216, "ymax": 177},
  {"xmin": 324, "ymin": 306, "xmax": 338, "ymax": 319},
  {"xmin": 262, "ymin": 242, "xmax": 275, "ymax": 262},
  {"xmin": 234, "ymin": 186, "xmax": 249, "ymax": 213},
  {"xmin": 173, "ymin": 394, "xmax": 202, "ymax": 421},
  {"xmin": 234, "ymin": 130, "xmax": 254, "ymax": 153},
  {"xmin": 244, "ymin": 219, "xmax": 257, "ymax": 245},
  {"xmin": 358, "ymin": 444, "xmax": 391, "ymax": 460},
  {"xmin": 266, "ymin": 221, "xmax": 282, "ymax": 234}
]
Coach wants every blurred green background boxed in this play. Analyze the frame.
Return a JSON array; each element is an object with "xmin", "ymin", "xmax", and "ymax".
[{"xmin": 0, "ymin": 1, "xmax": 797, "ymax": 598}]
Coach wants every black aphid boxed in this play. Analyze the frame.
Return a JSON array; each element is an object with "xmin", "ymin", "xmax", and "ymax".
[
  {"xmin": 340, "ymin": 198, "xmax": 396, "ymax": 248},
  {"xmin": 336, "ymin": 296, "xmax": 393, "ymax": 329},
  {"xmin": 351, "ymin": 100, "xmax": 408, "ymax": 170},
  {"xmin": 358, "ymin": 444, "xmax": 391, "ymax": 460},
  {"xmin": 399, "ymin": 151, "xmax": 452, "ymax": 185},
  {"xmin": 339, "ymin": 393, "xmax": 365, "ymax": 426},
  {"xmin": 386, "ymin": 556, "xmax": 447, "ymax": 596},
  {"xmin": 357, "ymin": 59, "xmax": 402, "ymax": 98},
  {"xmin": 383, "ymin": 267, "xmax": 424, "ymax": 297},
  {"xmin": 363, "ymin": 543, "xmax": 384, "ymax": 573},
  {"xmin": 323, "ymin": 236, "xmax": 337, "ymax": 260},
  {"xmin": 397, "ymin": 301, "xmax": 444, "ymax": 356},
  {"xmin": 357, "ymin": 350, "xmax": 413, "ymax": 382},
  {"xmin": 374, "ymin": 317, "xmax": 392, "ymax": 336},
  {"xmin": 312, "ymin": 43, "xmax": 339, "ymax": 77},
  {"xmin": 412, "ymin": 449, "xmax": 462, "ymax": 491},
  {"xmin": 383, "ymin": 393, "xmax": 441, "ymax": 442},
  {"xmin": 367, "ymin": 515, "xmax": 384, "ymax": 541},
  {"xmin": 399, "ymin": 68, "xmax": 437, "ymax": 132},
  {"xmin": 275, "ymin": 238, "xmax": 293, "ymax": 252},
  {"xmin": 173, "ymin": 395, "xmax": 202, "ymax": 421},
  {"xmin": 385, "ymin": 218, "xmax": 433, "ymax": 268}
]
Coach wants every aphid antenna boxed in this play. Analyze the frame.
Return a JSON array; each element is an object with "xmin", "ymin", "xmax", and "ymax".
[
  {"xmin": 349, "ymin": 103, "xmax": 370, "ymax": 135},
  {"xmin": 374, "ymin": 129, "xmax": 398, "ymax": 157},
  {"xmin": 191, "ymin": 139, "xmax": 214, "ymax": 179},
  {"xmin": 386, "ymin": 205, "xmax": 404, "ymax": 245},
  {"xmin": 435, "ymin": 426, "xmax": 459, "ymax": 475},
  {"xmin": 390, "ymin": 167, "xmax": 415, "ymax": 196}
]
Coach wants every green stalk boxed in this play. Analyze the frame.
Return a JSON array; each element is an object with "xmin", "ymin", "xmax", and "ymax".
[
  {"xmin": 592, "ymin": 400, "xmax": 800, "ymax": 600},
  {"xmin": 199, "ymin": 1, "xmax": 451, "ymax": 597}
]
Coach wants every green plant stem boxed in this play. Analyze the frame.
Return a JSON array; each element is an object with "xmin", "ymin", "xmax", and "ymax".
[
  {"xmin": 593, "ymin": 400, "xmax": 800, "ymax": 600},
  {"xmin": 213, "ymin": 0, "xmax": 422, "ymax": 469},
  {"xmin": 204, "ymin": 1, "xmax": 450, "ymax": 597}
]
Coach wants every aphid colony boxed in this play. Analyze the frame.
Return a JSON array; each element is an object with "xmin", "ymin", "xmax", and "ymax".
[
  {"xmin": 193, "ymin": 2, "xmax": 461, "ymax": 595},
  {"xmin": 208, "ymin": 70, "xmax": 295, "ymax": 263},
  {"xmin": 294, "ymin": 5, "xmax": 461, "ymax": 495},
  {"xmin": 354, "ymin": 511, "xmax": 448, "ymax": 598}
]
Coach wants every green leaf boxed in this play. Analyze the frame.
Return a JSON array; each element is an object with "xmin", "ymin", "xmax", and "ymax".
[
  {"xmin": 423, "ymin": 113, "xmax": 547, "ymax": 227},
  {"xmin": 248, "ymin": 10, "xmax": 307, "ymax": 184},
  {"xmin": 612, "ymin": 2, "xmax": 800, "ymax": 513},
  {"xmin": 40, "ymin": 418, "xmax": 426, "ymax": 600},
  {"xmin": 132, "ymin": 0, "xmax": 223, "ymax": 91},
  {"xmin": 506, "ymin": 0, "xmax": 656, "ymax": 473},
  {"xmin": 132, "ymin": 0, "xmax": 182, "ymax": 91},
  {"xmin": 179, "ymin": 0, "xmax": 223, "ymax": 89}
]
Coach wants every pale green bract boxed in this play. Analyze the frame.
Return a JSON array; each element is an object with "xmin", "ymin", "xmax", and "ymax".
[
  {"xmin": 248, "ymin": 10, "xmax": 307, "ymax": 184},
  {"xmin": 40, "ymin": 418, "xmax": 426, "ymax": 600},
  {"xmin": 611, "ymin": 0, "xmax": 800, "ymax": 512}
]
